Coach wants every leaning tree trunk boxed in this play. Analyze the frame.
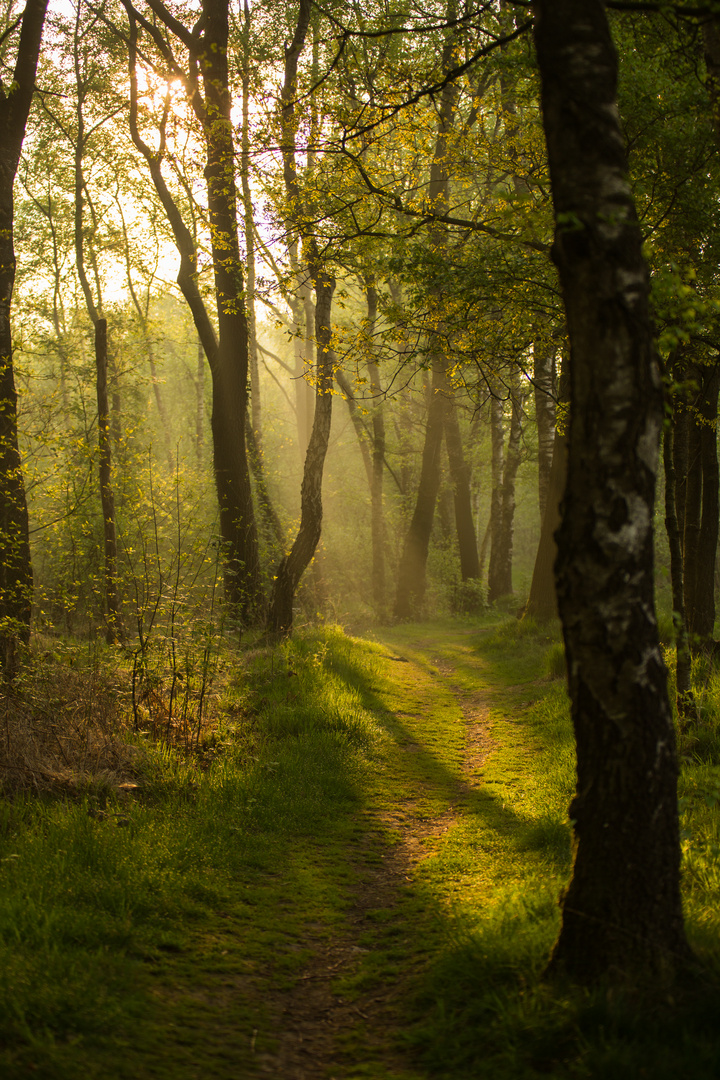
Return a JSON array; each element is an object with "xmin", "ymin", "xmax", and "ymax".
[
  {"xmin": 0, "ymin": 0, "xmax": 48, "ymax": 674},
  {"xmin": 536, "ymin": 0, "xmax": 690, "ymax": 983},
  {"xmin": 265, "ymin": 0, "xmax": 336, "ymax": 634},
  {"xmin": 267, "ymin": 273, "xmax": 335, "ymax": 634}
]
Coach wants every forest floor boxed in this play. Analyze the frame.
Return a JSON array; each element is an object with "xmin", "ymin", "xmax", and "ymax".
[
  {"xmin": 2, "ymin": 617, "xmax": 720, "ymax": 1079},
  {"xmin": 254, "ymin": 623, "xmax": 499, "ymax": 1079}
]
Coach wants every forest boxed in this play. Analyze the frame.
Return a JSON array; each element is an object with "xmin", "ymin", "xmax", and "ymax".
[{"xmin": 2, "ymin": 0, "xmax": 720, "ymax": 1077}]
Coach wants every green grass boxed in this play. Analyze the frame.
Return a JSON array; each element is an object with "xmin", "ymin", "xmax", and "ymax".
[{"xmin": 0, "ymin": 618, "xmax": 719, "ymax": 1078}]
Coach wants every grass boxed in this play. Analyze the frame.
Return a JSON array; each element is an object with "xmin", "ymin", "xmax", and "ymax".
[
  {"xmin": 0, "ymin": 617, "xmax": 719, "ymax": 1078},
  {"xmin": 367, "ymin": 619, "xmax": 720, "ymax": 1079}
]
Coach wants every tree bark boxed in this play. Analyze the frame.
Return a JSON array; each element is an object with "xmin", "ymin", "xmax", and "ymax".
[
  {"xmin": 0, "ymin": 0, "xmax": 49, "ymax": 673},
  {"xmin": 535, "ymin": 0, "xmax": 691, "ymax": 983}
]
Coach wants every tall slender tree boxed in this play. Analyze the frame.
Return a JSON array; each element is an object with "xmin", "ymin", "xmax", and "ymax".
[
  {"xmin": 0, "ymin": 0, "xmax": 48, "ymax": 674},
  {"xmin": 266, "ymin": 0, "xmax": 336, "ymax": 635}
]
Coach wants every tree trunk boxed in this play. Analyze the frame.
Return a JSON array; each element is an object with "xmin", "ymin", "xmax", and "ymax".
[
  {"xmin": 195, "ymin": 337, "xmax": 204, "ymax": 466},
  {"xmin": 684, "ymin": 363, "xmax": 719, "ymax": 642},
  {"xmin": 444, "ymin": 392, "xmax": 480, "ymax": 581},
  {"xmin": 493, "ymin": 383, "xmax": 525, "ymax": 600},
  {"xmin": 0, "ymin": 0, "xmax": 48, "ymax": 673},
  {"xmin": 241, "ymin": 0, "xmax": 261, "ymax": 447},
  {"xmin": 663, "ymin": 419, "xmax": 695, "ymax": 722},
  {"xmin": 123, "ymin": 0, "xmax": 261, "ymax": 623},
  {"xmin": 200, "ymin": 0, "xmax": 260, "ymax": 620},
  {"xmin": 394, "ymin": 0, "xmax": 458, "ymax": 619},
  {"xmin": 682, "ymin": 402, "xmax": 702, "ymax": 638},
  {"xmin": 696, "ymin": 383, "xmax": 719, "ymax": 638},
  {"xmin": 394, "ymin": 363, "xmax": 446, "ymax": 619},
  {"xmin": 245, "ymin": 416, "xmax": 284, "ymax": 553},
  {"xmin": 525, "ymin": 360, "xmax": 568, "ymax": 622},
  {"xmin": 524, "ymin": 425, "xmax": 567, "ymax": 622},
  {"xmin": 366, "ymin": 282, "xmax": 387, "ymax": 615},
  {"xmin": 265, "ymin": 0, "xmax": 338, "ymax": 633},
  {"xmin": 267, "ymin": 274, "xmax": 335, "ymax": 635},
  {"xmin": 487, "ymin": 392, "xmax": 506, "ymax": 603},
  {"xmin": 534, "ymin": 343, "xmax": 556, "ymax": 520},
  {"xmin": 74, "ymin": 14, "xmax": 123, "ymax": 642},
  {"xmin": 95, "ymin": 320, "xmax": 122, "ymax": 643},
  {"xmin": 535, "ymin": 0, "xmax": 690, "ymax": 983}
]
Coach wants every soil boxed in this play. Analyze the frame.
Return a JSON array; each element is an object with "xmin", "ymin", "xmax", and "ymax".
[{"xmin": 254, "ymin": 644, "xmax": 495, "ymax": 1080}]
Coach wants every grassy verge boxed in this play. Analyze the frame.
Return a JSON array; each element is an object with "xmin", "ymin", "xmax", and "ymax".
[
  {"xmin": 0, "ymin": 618, "xmax": 719, "ymax": 1079},
  {"xmin": 377, "ymin": 619, "xmax": 720, "ymax": 1080},
  {"xmin": 0, "ymin": 628, "xmax": 391, "ymax": 1078}
]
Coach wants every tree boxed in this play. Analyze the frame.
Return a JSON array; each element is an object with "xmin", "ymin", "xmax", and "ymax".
[
  {"xmin": 122, "ymin": 0, "xmax": 262, "ymax": 623},
  {"xmin": 487, "ymin": 373, "xmax": 526, "ymax": 604},
  {"xmin": 535, "ymin": 0, "xmax": 691, "ymax": 981},
  {"xmin": 0, "ymin": 0, "xmax": 48, "ymax": 674},
  {"xmin": 72, "ymin": 3, "xmax": 123, "ymax": 642},
  {"xmin": 266, "ymin": 0, "xmax": 336, "ymax": 636}
]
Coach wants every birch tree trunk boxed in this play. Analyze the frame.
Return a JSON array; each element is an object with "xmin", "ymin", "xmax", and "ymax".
[{"xmin": 535, "ymin": 0, "xmax": 690, "ymax": 982}]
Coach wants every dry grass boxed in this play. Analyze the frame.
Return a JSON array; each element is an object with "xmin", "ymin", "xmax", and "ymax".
[{"xmin": 0, "ymin": 655, "xmax": 141, "ymax": 794}]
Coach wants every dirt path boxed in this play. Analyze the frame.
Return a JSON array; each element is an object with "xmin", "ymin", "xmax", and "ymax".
[{"xmin": 255, "ymin": 627, "xmax": 496, "ymax": 1080}]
